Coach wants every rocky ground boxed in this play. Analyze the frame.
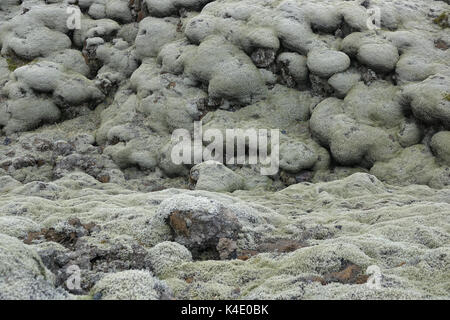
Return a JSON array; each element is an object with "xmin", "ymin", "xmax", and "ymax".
[{"xmin": 0, "ymin": 0, "xmax": 449, "ymax": 300}]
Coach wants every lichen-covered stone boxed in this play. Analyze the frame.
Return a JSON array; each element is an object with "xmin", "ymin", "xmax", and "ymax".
[
  {"xmin": 91, "ymin": 270, "xmax": 172, "ymax": 300},
  {"xmin": 146, "ymin": 241, "xmax": 192, "ymax": 277},
  {"xmin": 145, "ymin": 0, "xmax": 214, "ymax": 17},
  {"xmin": 277, "ymin": 52, "xmax": 309, "ymax": 87},
  {"xmin": 0, "ymin": 216, "xmax": 41, "ymax": 238},
  {"xmin": 307, "ymin": 49, "xmax": 351, "ymax": 78},
  {"xmin": 328, "ymin": 69, "xmax": 361, "ymax": 98},
  {"xmin": 136, "ymin": 17, "xmax": 182, "ymax": 60},
  {"xmin": 155, "ymin": 194, "xmax": 242, "ymax": 258},
  {"xmin": 401, "ymin": 75, "xmax": 450, "ymax": 129},
  {"xmin": 357, "ymin": 43, "xmax": 400, "ymax": 73},
  {"xmin": 184, "ymin": 35, "xmax": 268, "ymax": 104},
  {"xmin": 190, "ymin": 161, "xmax": 245, "ymax": 193},
  {"xmin": 0, "ymin": 233, "xmax": 68, "ymax": 299},
  {"xmin": 431, "ymin": 131, "xmax": 450, "ymax": 165},
  {"xmin": 279, "ymin": 141, "xmax": 318, "ymax": 173},
  {"xmin": 1, "ymin": 0, "xmax": 450, "ymax": 301}
]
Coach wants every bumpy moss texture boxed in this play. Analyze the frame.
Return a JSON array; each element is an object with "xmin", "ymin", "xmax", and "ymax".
[
  {"xmin": 0, "ymin": 173, "xmax": 449, "ymax": 299},
  {"xmin": 0, "ymin": 0, "xmax": 449, "ymax": 300}
]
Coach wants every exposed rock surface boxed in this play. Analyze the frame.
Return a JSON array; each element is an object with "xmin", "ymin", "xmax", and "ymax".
[{"xmin": 0, "ymin": 0, "xmax": 449, "ymax": 300}]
